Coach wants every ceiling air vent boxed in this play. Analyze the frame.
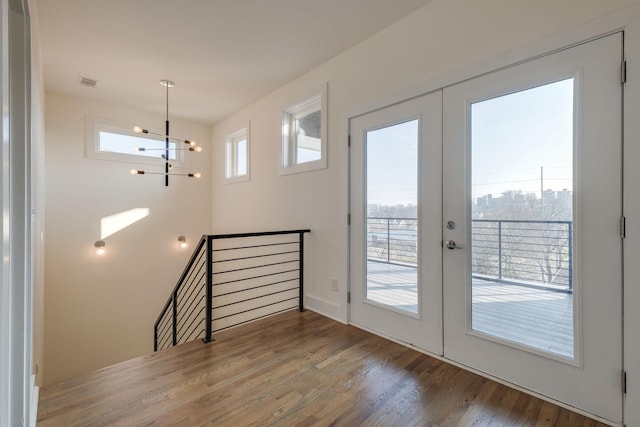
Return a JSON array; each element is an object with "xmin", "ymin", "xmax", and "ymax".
[{"xmin": 79, "ymin": 76, "xmax": 98, "ymax": 88}]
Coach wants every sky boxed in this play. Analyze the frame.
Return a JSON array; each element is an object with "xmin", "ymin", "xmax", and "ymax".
[
  {"xmin": 365, "ymin": 78, "xmax": 574, "ymax": 206},
  {"xmin": 471, "ymin": 78, "xmax": 574, "ymax": 199}
]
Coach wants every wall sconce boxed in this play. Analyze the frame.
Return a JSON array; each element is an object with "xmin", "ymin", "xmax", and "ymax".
[
  {"xmin": 178, "ymin": 235, "xmax": 188, "ymax": 249},
  {"xmin": 94, "ymin": 240, "xmax": 106, "ymax": 255}
]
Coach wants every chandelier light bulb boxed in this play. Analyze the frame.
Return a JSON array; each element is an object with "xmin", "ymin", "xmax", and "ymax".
[{"xmin": 178, "ymin": 235, "xmax": 188, "ymax": 249}]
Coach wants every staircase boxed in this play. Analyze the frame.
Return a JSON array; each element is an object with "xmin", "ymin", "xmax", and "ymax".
[{"xmin": 154, "ymin": 229, "xmax": 310, "ymax": 351}]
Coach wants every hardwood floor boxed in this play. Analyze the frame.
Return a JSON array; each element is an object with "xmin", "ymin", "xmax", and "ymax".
[{"xmin": 38, "ymin": 310, "xmax": 607, "ymax": 426}]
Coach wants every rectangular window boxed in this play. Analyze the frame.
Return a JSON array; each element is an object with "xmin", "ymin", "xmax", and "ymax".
[
  {"xmin": 280, "ymin": 83, "xmax": 327, "ymax": 174},
  {"xmin": 225, "ymin": 126, "xmax": 250, "ymax": 183},
  {"xmin": 99, "ymin": 131, "xmax": 177, "ymax": 160},
  {"xmin": 86, "ymin": 116, "xmax": 186, "ymax": 166}
]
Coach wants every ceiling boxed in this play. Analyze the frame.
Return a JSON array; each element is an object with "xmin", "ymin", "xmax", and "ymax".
[{"xmin": 36, "ymin": 0, "xmax": 432, "ymax": 125}]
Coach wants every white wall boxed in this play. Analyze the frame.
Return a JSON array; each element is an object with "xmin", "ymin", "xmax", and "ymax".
[
  {"xmin": 44, "ymin": 92, "xmax": 212, "ymax": 385},
  {"xmin": 211, "ymin": 0, "xmax": 640, "ymax": 321}
]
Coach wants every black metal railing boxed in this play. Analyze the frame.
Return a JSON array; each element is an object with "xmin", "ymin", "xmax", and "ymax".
[
  {"xmin": 154, "ymin": 229, "xmax": 310, "ymax": 352},
  {"xmin": 472, "ymin": 219, "xmax": 572, "ymax": 291},
  {"xmin": 367, "ymin": 217, "xmax": 418, "ymax": 266},
  {"xmin": 367, "ymin": 217, "xmax": 573, "ymax": 291}
]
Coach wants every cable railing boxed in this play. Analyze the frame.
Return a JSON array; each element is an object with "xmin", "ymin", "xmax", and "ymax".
[
  {"xmin": 367, "ymin": 217, "xmax": 418, "ymax": 266},
  {"xmin": 154, "ymin": 229, "xmax": 310, "ymax": 352},
  {"xmin": 472, "ymin": 219, "xmax": 572, "ymax": 291},
  {"xmin": 367, "ymin": 217, "xmax": 573, "ymax": 291}
]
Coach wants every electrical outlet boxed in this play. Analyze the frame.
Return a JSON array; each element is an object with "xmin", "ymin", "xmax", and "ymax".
[{"xmin": 331, "ymin": 278, "xmax": 339, "ymax": 291}]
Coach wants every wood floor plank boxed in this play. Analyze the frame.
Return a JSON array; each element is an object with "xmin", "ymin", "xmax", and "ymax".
[{"xmin": 38, "ymin": 310, "xmax": 608, "ymax": 426}]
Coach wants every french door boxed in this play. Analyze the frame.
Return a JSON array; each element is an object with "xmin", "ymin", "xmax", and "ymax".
[
  {"xmin": 350, "ymin": 33, "xmax": 623, "ymax": 422},
  {"xmin": 349, "ymin": 92, "xmax": 443, "ymax": 355}
]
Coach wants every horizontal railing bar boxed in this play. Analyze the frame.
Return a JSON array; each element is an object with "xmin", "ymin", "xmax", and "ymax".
[
  {"xmin": 213, "ymin": 278, "xmax": 298, "ymax": 298},
  {"xmin": 213, "ymin": 269, "xmax": 299, "ymax": 286},
  {"xmin": 154, "ymin": 235, "xmax": 208, "ymax": 330},
  {"xmin": 157, "ymin": 327, "xmax": 171, "ymax": 345},
  {"xmin": 212, "ymin": 306, "xmax": 297, "ymax": 333},
  {"xmin": 177, "ymin": 303, "xmax": 205, "ymax": 326},
  {"xmin": 213, "ymin": 297, "xmax": 299, "ymax": 321},
  {"xmin": 498, "ymin": 269, "xmax": 568, "ymax": 283},
  {"xmin": 474, "ymin": 275, "xmax": 571, "ymax": 287},
  {"xmin": 213, "ymin": 259, "xmax": 298, "ymax": 275},
  {"xmin": 177, "ymin": 294, "xmax": 205, "ymax": 324},
  {"xmin": 473, "ymin": 248, "xmax": 569, "ymax": 258},
  {"xmin": 213, "ymin": 250, "xmax": 300, "ymax": 264},
  {"xmin": 210, "ymin": 229, "xmax": 311, "ymax": 240},
  {"xmin": 367, "ymin": 258, "xmax": 418, "ymax": 268},
  {"xmin": 368, "ymin": 217, "xmax": 417, "ymax": 221},
  {"xmin": 157, "ymin": 318, "xmax": 172, "ymax": 339},
  {"xmin": 473, "ymin": 219, "xmax": 572, "ymax": 224},
  {"xmin": 213, "ymin": 241, "xmax": 299, "ymax": 253},
  {"xmin": 213, "ymin": 288, "xmax": 298, "ymax": 310},
  {"xmin": 177, "ymin": 271, "xmax": 205, "ymax": 302},
  {"xmin": 177, "ymin": 308, "xmax": 205, "ymax": 342}
]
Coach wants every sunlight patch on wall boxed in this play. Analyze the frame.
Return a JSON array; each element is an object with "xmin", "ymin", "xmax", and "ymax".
[{"xmin": 100, "ymin": 208, "xmax": 150, "ymax": 239}]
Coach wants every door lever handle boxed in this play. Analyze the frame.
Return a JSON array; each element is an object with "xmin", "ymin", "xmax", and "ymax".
[{"xmin": 444, "ymin": 240, "xmax": 464, "ymax": 250}]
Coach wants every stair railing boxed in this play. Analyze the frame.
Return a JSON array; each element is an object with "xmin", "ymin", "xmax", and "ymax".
[{"xmin": 154, "ymin": 229, "xmax": 310, "ymax": 351}]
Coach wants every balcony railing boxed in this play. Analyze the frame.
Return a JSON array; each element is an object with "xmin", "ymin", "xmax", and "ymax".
[
  {"xmin": 367, "ymin": 217, "xmax": 573, "ymax": 292},
  {"xmin": 367, "ymin": 217, "xmax": 418, "ymax": 266}
]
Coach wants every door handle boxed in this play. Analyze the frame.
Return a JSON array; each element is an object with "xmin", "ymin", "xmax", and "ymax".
[{"xmin": 444, "ymin": 240, "xmax": 464, "ymax": 250}]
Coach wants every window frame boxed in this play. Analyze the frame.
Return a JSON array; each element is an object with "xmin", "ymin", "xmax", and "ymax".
[
  {"xmin": 280, "ymin": 83, "xmax": 328, "ymax": 175},
  {"xmin": 85, "ymin": 116, "xmax": 188, "ymax": 167},
  {"xmin": 225, "ymin": 124, "xmax": 251, "ymax": 184}
]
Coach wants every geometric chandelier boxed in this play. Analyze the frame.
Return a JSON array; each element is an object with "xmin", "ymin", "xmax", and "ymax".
[{"xmin": 130, "ymin": 80, "xmax": 202, "ymax": 186}]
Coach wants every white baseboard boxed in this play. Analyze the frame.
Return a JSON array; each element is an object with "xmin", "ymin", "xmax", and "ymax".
[
  {"xmin": 305, "ymin": 294, "xmax": 347, "ymax": 323},
  {"xmin": 30, "ymin": 374, "xmax": 38, "ymax": 427}
]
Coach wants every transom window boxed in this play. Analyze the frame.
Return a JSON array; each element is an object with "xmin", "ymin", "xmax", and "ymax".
[
  {"xmin": 86, "ymin": 116, "xmax": 187, "ymax": 166},
  {"xmin": 99, "ymin": 130, "xmax": 177, "ymax": 160}
]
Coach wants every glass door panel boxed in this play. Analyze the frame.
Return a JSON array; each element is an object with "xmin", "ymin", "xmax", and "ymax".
[
  {"xmin": 470, "ymin": 78, "xmax": 575, "ymax": 358},
  {"xmin": 350, "ymin": 92, "xmax": 443, "ymax": 355},
  {"xmin": 366, "ymin": 120, "xmax": 418, "ymax": 313}
]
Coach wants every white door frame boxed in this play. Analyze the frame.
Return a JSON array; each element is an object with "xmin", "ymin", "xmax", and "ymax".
[{"xmin": 1, "ymin": 0, "xmax": 34, "ymax": 426}]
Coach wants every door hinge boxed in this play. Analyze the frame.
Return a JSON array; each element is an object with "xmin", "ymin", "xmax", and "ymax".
[
  {"xmin": 348, "ymin": 135, "xmax": 351, "ymax": 148},
  {"xmin": 621, "ymin": 216, "xmax": 626, "ymax": 239},
  {"xmin": 622, "ymin": 60, "xmax": 627, "ymax": 84},
  {"xmin": 622, "ymin": 370, "xmax": 627, "ymax": 394},
  {"xmin": 347, "ymin": 213, "xmax": 351, "ymax": 226},
  {"xmin": 347, "ymin": 291, "xmax": 351, "ymax": 304}
]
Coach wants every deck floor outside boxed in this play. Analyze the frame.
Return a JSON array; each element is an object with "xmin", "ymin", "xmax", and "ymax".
[{"xmin": 366, "ymin": 261, "xmax": 574, "ymax": 358}]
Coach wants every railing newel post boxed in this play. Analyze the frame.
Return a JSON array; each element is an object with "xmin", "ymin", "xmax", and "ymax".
[
  {"xmin": 299, "ymin": 231, "xmax": 305, "ymax": 312},
  {"xmin": 204, "ymin": 236, "xmax": 213, "ymax": 343},
  {"xmin": 568, "ymin": 222, "xmax": 573, "ymax": 291},
  {"xmin": 172, "ymin": 291, "xmax": 178, "ymax": 346},
  {"xmin": 387, "ymin": 218, "xmax": 391, "ymax": 263},
  {"xmin": 498, "ymin": 220, "xmax": 503, "ymax": 281}
]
